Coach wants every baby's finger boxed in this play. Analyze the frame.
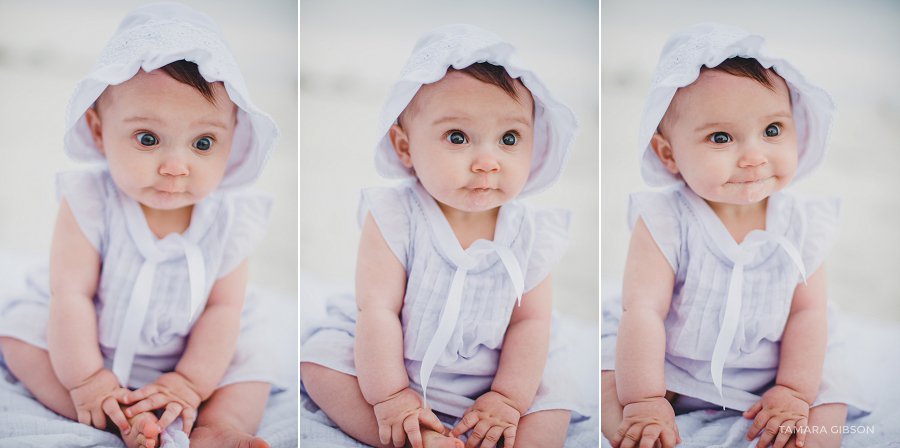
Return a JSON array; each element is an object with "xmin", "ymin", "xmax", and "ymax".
[
  {"xmin": 419, "ymin": 408, "xmax": 446, "ymax": 434},
  {"xmin": 102, "ymin": 396, "xmax": 130, "ymax": 434},
  {"xmin": 91, "ymin": 407, "xmax": 107, "ymax": 430},
  {"xmin": 123, "ymin": 384, "xmax": 160, "ymax": 405},
  {"xmin": 76, "ymin": 409, "xmax": 92, "ymax": 427},
  {"xmin": 502, "ymin": 425, "xmax": 516, "ymax": 448},
  {"xmin": 674, "ymin": 421, "xmax": 682, "ymax": 444},
  {"xmin": 181, "ymin": 407, "xmax": 195, "ymax": 436},
  {"xmin": 466, "ymin": 420, "xmax": 495, "ymax": 448},
  {"xmin": 757, "ymin": 419, "xmax": 782, "ymax": 448},
  {"xmin": 126, "ymin": 393, "xmax": 169, "ymax": 417},
  {"xmin": 619, "ymin": 423, "xmax": 644, "ymax": 448},
  {"xmin": 795, "ymin": 418, "xmax": 808, "ymax": 447},
  {"xmin": 747, "ymin": 411, "xmax": 769, "ymax": 441},
  {"xmin": 156, "ymin": 402, "xmax": 184, "ymax": 432},
  {"xmin": 772, "ymin": 420, "xmax": 794, "ymax": 448},
  {"xmin": 378, "ymin": 422, "xmax": 392, "ymax": 446},
  {"xmin": 392, "ymin": 420, "xmax": 406, "ymax": 447},
  {"xmin": 610, "ymin": 421, "xmax": 630, "ymax": 448},
  {"xmin": 638, "ymin": 425, "xmax": 661, "ymax": 448},
  {"xmin": 451, "ymin": 411, "xmax": 478, "ymax": 438},
  {"xmin": 659, "ymin": 427, "xmax": 677, "ymax": 448},
  {"xmin": 404, "ymin": 414, "xmax": 424, "ymax": 448},
  {"xmin": 743, "ymin": 400, "xmax": 763, "ymax": 419},
  {"xmin": 480, "ymin": 425, "xmax": 504, "ymax": 448}
]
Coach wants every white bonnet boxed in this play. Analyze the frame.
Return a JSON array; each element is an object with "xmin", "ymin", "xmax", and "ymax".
[
  {"xmin": 639, "ymin": 22, "xmax": 835, "ymax": 187},
  {"xmin": 64, "ymin": 2, "xmax": 279, "ymax": 191},
  {"xmin": 374, "ymin": 24, "xmax": 578, "ymax": 198}
]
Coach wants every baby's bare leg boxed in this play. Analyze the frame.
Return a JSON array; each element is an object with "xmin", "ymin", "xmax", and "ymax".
[
  {"xmin": 514, "ymin": 409, "xmax": 570, "ymax": 447},
  {"xmin": 789, "ymin": 403, "xmax": 847, "ymax": 448},
  {"xmin": 0, "ymin": 337, "xmax": 160, "ymax": 448},
  {"xmin": 190, "ymin": 381, "xmax": 270, "ymax": 448},
  {"xmin": 300, "ymin": 362, "xmax": 460, "ymax": 448},
  {"xmin": 0, "ymin": 336, "xmax": 78, "ymax": 419}
]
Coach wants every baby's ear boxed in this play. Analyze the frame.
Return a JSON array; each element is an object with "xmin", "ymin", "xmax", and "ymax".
[
  {"xmin": 389, "ymin": 124, "xmax": 413, "ymax": 168},
  {"xmin": 650, "ymin": 133, "xmax": 679, "ymax": 174},
  {"xmin": 84, "ymin": 107, "xmax": 105, "ymax": 154}
]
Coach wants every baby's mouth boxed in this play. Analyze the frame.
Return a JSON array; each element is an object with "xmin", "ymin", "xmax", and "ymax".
[{"xmin": 727, "ymin": 176, "xmax": 772, "ymax": 185}]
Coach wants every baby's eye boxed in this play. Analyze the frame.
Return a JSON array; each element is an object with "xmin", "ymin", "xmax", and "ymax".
[
  {"xmin": 709, "ymin": 132, "xmax": 731, "ymax": 144},
  {"xmin": 765, "ymin": 124, "xmax": 780, "ymax": 137},
  {"xmin": 193, "ymin": 137, "xmax": 213, "ymax": 151},
  {"xmin": 446, "ymin": 131, "xmax": 467, "ymax": 145},
  {"xmin": 500, "ymin": 132, "xmax": 517, "ymax": 146},
  {"xmin": 137, "ymin": 132, "xmax": 158, "ymax": 147}
]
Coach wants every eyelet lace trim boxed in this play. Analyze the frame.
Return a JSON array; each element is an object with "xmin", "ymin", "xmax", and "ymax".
[
  {"xmin": 398, "ymin": 34, "xmax": 498, "ymax": 78},
  {"xmin": 93, "ymin": 18, "xmax": 244, "ymax": 87},
  {"xmin": 651, "ymin": 31, "xmax": 743, "ymax": 84}
]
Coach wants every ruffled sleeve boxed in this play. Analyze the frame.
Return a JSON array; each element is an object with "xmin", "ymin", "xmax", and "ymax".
[
  {"xmin": 357, "ymin": 186, "xmax": 411, "ymax": 268},
  {"xmin": 523, "ymin": 205, "xmax": 571, "ymax": 292},
  {"xmin": 217, "ymin": 191, "xmax": 273, "ymax": 278},
  {"xmin": 627, "ymin": 190, "xmax": 682, "ymax": 273},
  {"xmin": 798, "ymin": 194, "xmax": 840, "ymax": 279},
  {"xmin": 55, "ymin": 168, "xmax": 111, "ymax": 254}
]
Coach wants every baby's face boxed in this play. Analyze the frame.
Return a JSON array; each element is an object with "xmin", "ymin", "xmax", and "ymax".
[
  {"xmin": 392, "ymin": 71, "xmax": 534, "ymax": 214},
  {"xmin": 86, "ymin": 69, "xmax": 237, "ymax": 211},
  {"xmin": 653, "ymin": 70, "xmax": 797, "ymax": 206}
]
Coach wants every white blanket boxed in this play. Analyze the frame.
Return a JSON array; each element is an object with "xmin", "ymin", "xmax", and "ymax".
[
  {"xmin": 0, "ymin": 246, "xmax": 299, "ymax": 447},
  {"xmin": 298, "ymin": 271, "xmax": 600, "ymax": 447}
]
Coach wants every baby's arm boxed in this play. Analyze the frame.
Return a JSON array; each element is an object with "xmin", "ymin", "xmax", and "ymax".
[
  {"xmin": 744, "ymin": 265, "xmax": 828, "ymax": 448},
  {"xmin": 449, "ymin": 273, "xmax": 554, "ymax": 447},
  {"xmin": 46, "ymin": 198, "xmax": 130, "ymax": 433},
  {"xmin": 123, "ymin": 258, "xmax": 250, "ymax": 434},
  {"xmin": 611, "ymin": 216, "xmax": 680, "ymax": 448},
  {"xmin": 355, "ymin": 212, "xmax": 444, "ymax": 448}
]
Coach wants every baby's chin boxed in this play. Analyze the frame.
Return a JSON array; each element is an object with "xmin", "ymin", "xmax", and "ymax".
[{"xmin": 136, "ymin": 190, "xmax": 200, "ymax": 211}]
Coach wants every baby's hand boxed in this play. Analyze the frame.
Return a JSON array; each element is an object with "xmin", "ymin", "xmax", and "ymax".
[
  {"xmin": 450, "ymin": 391, "xmax": 519, "ymax": 448},
  {"xmin": 121, "ymin": 371, "xmax": 202, "ymax": 435},
  {"xmin": 743, "ymin": 385, "xmax": 810, "ymax": 448},
  {"xmin": 610, "ymin": 397, "xmax": 681, "ymax": 448},
  {"xmin": 372, "ymin": 387, "xmax": 446, "ymax": 448},
  {"xmin": 67, "ymin": 368, "xmax": 131, "ymax": 435}
]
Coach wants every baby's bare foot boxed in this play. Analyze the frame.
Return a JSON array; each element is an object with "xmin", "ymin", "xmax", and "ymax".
[
  {"xmin": 422, "ymin": 428, "xmax": 464, "ymax": 448},
  {"xmin": 122, "ymin": 409, "xmax": 160, "ymax": 448},
  {"xmin": 189, "ymin": 422, "xmax": 269, "ymax": 448}
]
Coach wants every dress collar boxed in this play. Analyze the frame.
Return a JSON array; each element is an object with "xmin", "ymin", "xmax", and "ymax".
[
  {"xmin": 410, "ymin": 181, "xmax": 516, "ymax": 270},
  {"xmin": 680, "ymin": 184, "xmax": 789, "ymax": 266}
]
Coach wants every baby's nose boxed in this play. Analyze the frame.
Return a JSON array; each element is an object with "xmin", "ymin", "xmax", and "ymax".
[
  {"xmin": 159, "ymin": 150, "xmax": 189, "ymax": 176},
  {"xmin": 738, "ymin": 148, "xmax": 766, "ymax": 168},
  {"xmin": 472, "ymin": 151, "xmax": 500, "ymax": 173}
]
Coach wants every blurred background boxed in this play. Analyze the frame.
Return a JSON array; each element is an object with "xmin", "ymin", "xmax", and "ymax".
[
  {"xmin": 300, "ymin": 0, "xmax": 599, "ymax": 321},
  {"xmin": 601, "ymin": 0, "xmax": 900, "ymax": 322},
  {"xmin": 0, "ymin": 0, "xmax": 298, "ymax": 296}
]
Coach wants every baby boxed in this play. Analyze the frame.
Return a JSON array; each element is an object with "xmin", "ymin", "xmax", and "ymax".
[
  {"xmin": 0, "ymin": 3, "xmax": 280, "ymax": 448},
  {"xmin": 600, "ymin": 23, "xmax": 870, "ymax": 448},
  {"xmin": 300, "ymin": 25, "xmax": 589, "ymax": 448}
]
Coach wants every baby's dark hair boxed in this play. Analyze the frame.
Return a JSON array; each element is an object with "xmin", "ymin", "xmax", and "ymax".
[
  {"xmin": 705, "ymin": 57, "xmax": 777, "ymax": 91},
  {"xmin": 451, "ymin": 62, "xmax": 524, "ymax": 102},
  {"xmin": 160, "ymin": 59, "xmax": 218, "ymax": 104}
]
